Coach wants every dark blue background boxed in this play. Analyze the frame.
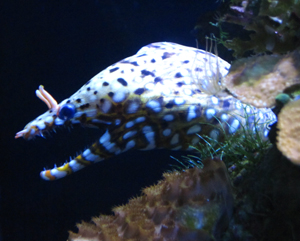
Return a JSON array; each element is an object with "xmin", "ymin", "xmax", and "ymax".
[{"xmin": 1, "ymin": 1, "xmax": 219, "ymax": 240}]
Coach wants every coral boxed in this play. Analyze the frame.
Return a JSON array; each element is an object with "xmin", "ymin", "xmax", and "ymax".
[
  {"xmin": 68, "ymin": 158, "xmax": 233, "ymax": 241},
  {"xmin": 222, "ymin": 0, "xmax": 300, "ymax": 57},
  {"xmin": 223, "ymin": 49, "xmax": 300, "ymax": 107},
  {"xmin": 277, "ymin": 98, "xmax": 300, "ymax": 165}
]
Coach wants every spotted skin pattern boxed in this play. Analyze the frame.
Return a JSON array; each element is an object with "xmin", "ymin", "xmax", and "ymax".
[{"xmin": 15, "ymin": 42, "xmax": 276, "ymax": 180}]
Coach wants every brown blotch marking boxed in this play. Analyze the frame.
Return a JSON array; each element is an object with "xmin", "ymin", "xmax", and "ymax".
[
  {"xmin": 178, "ymin": 112, "xmax": 187, "ymax": 121},
  {"xmin": 114, "ymin": 103, "xmax": 124, "ymax": 115},
  {"xmin": 79, "ymin": 113, "xmax": 87, "ymax": 123},
  {"xmin": 161, "ymin": 121, "xmax": 168, "ymax": 129}
]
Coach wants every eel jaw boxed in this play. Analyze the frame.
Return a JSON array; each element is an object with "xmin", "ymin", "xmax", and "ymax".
[{"xmin": 15, "ymin": 85, "xmax": 62, "ymax": 140}]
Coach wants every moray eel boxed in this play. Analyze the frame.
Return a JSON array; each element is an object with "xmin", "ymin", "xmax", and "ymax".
[{"xmin": 15, "ymin": 42, "xmax": 276, "ymax": 180}]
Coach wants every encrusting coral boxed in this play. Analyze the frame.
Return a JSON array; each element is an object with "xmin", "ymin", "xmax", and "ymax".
[
  {"xmin": 68, "ymin": 157, "xmax": 233, "ymax": 241},
  {"xmin": 277, "ymin": 98, "xmax": 300, "ymax": 165},
  {"xmin": 223, "ymin": 49, "xmax": 300, "ymax": 108}
]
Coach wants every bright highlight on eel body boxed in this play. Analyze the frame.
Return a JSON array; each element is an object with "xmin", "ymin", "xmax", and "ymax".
[{"xmin": 15, "ymin": 42, "xmax": 276, "ymax": 180}]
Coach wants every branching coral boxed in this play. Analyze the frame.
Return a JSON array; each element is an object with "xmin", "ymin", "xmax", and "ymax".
[
  {"xmin": 68, "ymin": 158, "xmax": 233, "ymax": 241},
  {"xmin": 222, "ymin": 0, "xmax": 300, "ymax": 57}
]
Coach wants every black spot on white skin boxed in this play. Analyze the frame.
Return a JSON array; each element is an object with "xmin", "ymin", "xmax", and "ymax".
[
  {"xmin": 141, "ymin": 70, "xmax": 155, "ymax": 77},
  {"xmin": 223, "ymin": 100, "xmax": 230, "ymax": 108},
  {"xmin": 134, "ymin": 88, "xmax": 145, "ymax": 95},
  {"xmin": 183, "ymin": 60, "xmax": 189, "ymax": 64},
  {"xmin": 84, "ymin": 80, "xmax": 91, "ymax": 85},
  {"xmin": 176, "ymin": 82, "xmax": 184, "ymax": 87},
  {"xmin": 87, "ymin": 87, "xmax": 91, "ymax": 91},
  {"xmin": 117, "ymin": 78, "xmax": 128, "ymax": 86},
  {"xmin": 76, "ymin": 98, "xmax": 82, "ymax": 103},
  {"xmin": 195, "ymin": 67, "xmax": 202, "ymax": 72},
  {"xmin": 225, "ymin": 66, "xmax": 229, "ymax": 71},
  {"xmin": 103, "ymin": 82, "xmax": 109, "ymax": 86},
  {"xmin": 120, "ymin": 60, "xmax": 139, "ymax": 66},
  {"xmin": 162, "ymin": 52, "xmax": 174, "ymax": 60},
  {"xmin": 131, "ymin": 69, "xmax": 134, "ymax": 72},
  {"xmin": 100, "ymin": 98, "xmax": 105, "ymax": 103},
  {"xmin": 109, "ymin": 67, "xmax": 119, "ymax": 73},
  {"xmin": 196, "ymin": 89, "xmax": 201, "ymax": 93},
  {"xmin": 67, "ymin": 100, "xmax": 71, "ymax": 104},
  {"xmin": 150, "ymin": 44, "xmax": 161, "ymax": 48},
  {"xmin": 165, "ymin": 101, "xmax": 174, "ymax": 109},
  {"xmin": 130, "ymin": 61, "xmax": 139, "ymax": 66},
  {"xmin": 108, "ymin": 92, "xmax": 114, "ymax": 98},
  {"xmin": 94, "ymin": 91, "xmax": 98, "ymax": 95},
  {"xmin": 154, "ymin": 77, "xmax": 162, "ymax": 83},
  {"xmin": 174, "ymin": 91, "xmax": 179, "ymax": 95},
  {"xmin": 175, "ymin": 72, "xmax": 183, "ymax": 78},
  {"xmin": 80, "ymin": 103, "xmax": 90, "ymax": 110},
  {"xmin": 151, "ymin": 59, "xmax": 156, "ymax": 63}
]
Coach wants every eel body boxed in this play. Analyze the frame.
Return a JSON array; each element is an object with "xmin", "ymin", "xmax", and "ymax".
[{"xmin": 15, "ymin": 42, "xmax": 276, "ymax": 180}]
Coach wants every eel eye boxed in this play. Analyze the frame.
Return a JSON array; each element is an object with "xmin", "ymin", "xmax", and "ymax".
[{"xmin": 58, "ymin": 104, "xmax": 76, "ymax": 120}]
